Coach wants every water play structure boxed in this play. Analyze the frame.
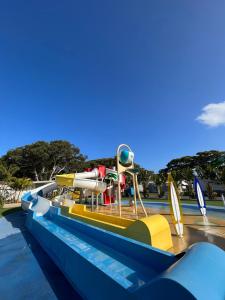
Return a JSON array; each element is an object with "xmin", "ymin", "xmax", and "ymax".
[
  {"xmin": 56, "ymin": 166, "xmax": 122, "ymax": 207},
  {"xmin": 22, "ymin": 184, "xmax": 225, "ymax": 300},
  {"xmin": 20, "ymin": 144, "xmax": 225, "ymax": 299},
  {"xmin": 55, "ymin": 144, "xmax": 147, "ymax": 218},
  {"xmin": 116, "ymin": 144, "xmax": 147, "ymax": 217},
  {"xmin": 54, "ymin": 144, "xmax": 172, "ymax": 250},
  {"xmin": 168, "ymin": 173, "xmax": 184, "ymax": 237}
]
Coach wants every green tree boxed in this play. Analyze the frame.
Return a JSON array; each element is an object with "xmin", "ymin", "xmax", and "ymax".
[
  {"xmin": 0, "ymin": 162, "xmax": 19, "ymax": 181},
  {"xmin": 84, "ymin": 157, "xmax": 116, "ymax": 169},
  {"xmin": 48, "ymin": 140, "xmax": 87, "ymax": 179},
  {"xmin": 161, "ymin": 150, "xmax": 225, "ymax": 184},
  {"xmin": 151, "ymin": 172, "xmax": 166, "ymax": 197},
  {"xmin": 0, "ymin": 162, "xmax": 19, "ymax": 205},
  {"xmin": 9, "ymin": 177, "xmax": 32, "ymax": 202},
  {"xmin": 137, "ymin": 168, "xmax": 154, "ymax": 198},
  {"xmin": 205, "ymin": 182, "xmax": 214, "ymax": 200},
  {"xmin": 2, "ymin": 140, "xmax": 87, "ymax": 180}
]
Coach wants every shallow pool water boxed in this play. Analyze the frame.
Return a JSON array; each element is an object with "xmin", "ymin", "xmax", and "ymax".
[{"xmin": 143, "ymin": 202, "xmax": 225, "ymax": 220}]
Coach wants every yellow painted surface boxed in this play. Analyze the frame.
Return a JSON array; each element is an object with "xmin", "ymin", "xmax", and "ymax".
[
  {"xmin": 56, "ymin": 174, "xmax": 75, "ymax": 186},
  {"xmin": 70, "ymin": 205, "xmax": 132, "ymax": 227},
  {"xmin": 126, "ymin": 215, "xmax": 173, "ymax": 250},
  {"xmin": 61, "ymin": 204, "xmax": 173, "ymax": 251},
  {"xmin": 70, "ymin": 191, "xmax": 80, "ymax": 199}
]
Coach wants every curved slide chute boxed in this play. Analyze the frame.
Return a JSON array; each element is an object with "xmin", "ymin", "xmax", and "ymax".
[
  {"xmin": 31, "ymin": 195, "xmax": 51, "ymax": 216},
  {"xmin": 56, "ymin": 171, "xmax": 107, "ymax": 193},
  {"xmin": 21, "ymin": 182, "xmax": 57, "ymax": 211},
  {"xmin": 73, "ymin": 168, "xmax": 99, "ymax": 179}
]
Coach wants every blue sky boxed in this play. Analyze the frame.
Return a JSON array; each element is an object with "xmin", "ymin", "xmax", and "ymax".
[{"xmin": 1, "ymin": 1, "xmax": 225, "ymax": 171}]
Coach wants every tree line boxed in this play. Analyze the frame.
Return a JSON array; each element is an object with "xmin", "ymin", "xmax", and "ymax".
[
  {"xmin": 158, "ymin": 150, "xmax": 225, "ymax": 198},
  {"xmin": 0, "ymin": 140, "xmax": 86, "ymax": 205},
  {"xmin": 0, "ymin": 140, "xmax": 154, "ymax": 182},
  {"xmin": 0, "ymin": 140, "xmax": 87, "ymax": 181},
  {"xmin": 0, "ymin": 140, "xmax": 155, "ymax": 203},
  {"xmin": 1, "ymin": 141, "xmax": 225, "ymax": 200}
]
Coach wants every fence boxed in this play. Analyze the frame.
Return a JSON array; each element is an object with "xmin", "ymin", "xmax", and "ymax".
[{"xmin": 0, "ymin": 183, "xmax": 31, "ymax": 204}]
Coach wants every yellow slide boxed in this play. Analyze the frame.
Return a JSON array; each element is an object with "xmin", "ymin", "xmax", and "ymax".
[{"xmin": 61, "ymin": 204, "xmax": 173, "ymax": 251}]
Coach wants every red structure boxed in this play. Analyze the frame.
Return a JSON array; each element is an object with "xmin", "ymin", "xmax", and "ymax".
[{"xmin": 85, "ymin": 165, "xmax": 126, "ymax": 205}]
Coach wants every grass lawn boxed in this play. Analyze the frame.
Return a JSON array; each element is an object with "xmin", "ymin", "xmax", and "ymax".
[{"xmin": 0, "ymin": 206, "xmax": 22, "ymax": 218}]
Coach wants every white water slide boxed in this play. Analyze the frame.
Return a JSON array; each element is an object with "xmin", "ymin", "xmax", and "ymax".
[
  {"xmin": 21, "ymin": 181, "xmax": 57, "ymax": 214},
  {"xmin": 56, "ymin": 168, "xmax": 107, "ymax": 193}
]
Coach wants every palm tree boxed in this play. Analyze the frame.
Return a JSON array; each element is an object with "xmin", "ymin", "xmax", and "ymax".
[
  {"xmin": 9, "ymin": 177, "xmax": 32, "ymax": 202},
  {"xmin": 0, "ymin": 163, "xmax": 19, "ymax": 204},
  {"xmin": 0, "ymin": 163, "xmax": 18, "ymax": 181}
]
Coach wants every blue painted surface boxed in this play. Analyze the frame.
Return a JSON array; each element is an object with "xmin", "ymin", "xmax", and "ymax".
[
  {"xmin": 0, "ymin": 211, "xmax": 81, "ymax": 300},
  {"xmin": 160, "ymin": 243, "xmax": 225, "ymax": 300},
  {"xmin": 21, "ymin": 182, "xmax": 57, "ymax": 208},
  {"xmin": 25, "ymin": 202, "xmax": 225, "ymax": 299},
  {"xmin": 18, "ymin": 186, "xmax": 225, "ymax": 299},
  {"xmin": 22, "ymin": 191, "xmax": 32, "ymax": 201}
]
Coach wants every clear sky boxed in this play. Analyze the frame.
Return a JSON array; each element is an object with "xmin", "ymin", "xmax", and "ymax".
[{"xmin": 1, "ymin": 1, "xmax": 225, "ymax": 171}]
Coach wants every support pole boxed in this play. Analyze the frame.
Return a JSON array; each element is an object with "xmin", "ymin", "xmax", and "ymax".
[
  {"xmin": 117, "ymin": 173, "xmax": 122, "ymax": 217},
  {"xmin": 96, "ymin": 193, "xmax": 99, "ymax": 211},
  {"xmin": 132, "ymin": 174, "xmax": 138, "ymax": 218},
  {"xmin": 109, "ymin": 180, "xmax": 112, "ymax": 211},
  {"xmin": 135, "ymin": 175, "xmax": 148, "ymax": 217},
  {"xmin": 91, "ymin": 192, "xmax": 94, "ymax": 211}
]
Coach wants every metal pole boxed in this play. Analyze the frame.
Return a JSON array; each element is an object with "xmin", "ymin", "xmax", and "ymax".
[
  {"xmin": 116, "ymin": 144, "xmax": 133, "ymax": 218},
  {"xmin": 133, "ymin": 174, "xmax": 138, "ymax": 218},
  {"xmin": 135, "ymin": 175, "xmax": 147, "ymax": 217},
  {"xmin": 96, "ymin": 193, "xmax": 99, "ymax": 211},
  {"xmin": 117, "ymin": 173, "xmax": 122, "ymax": 217},
  {"xmin": 109, "ymin": 180, "xmax": 112, "ymax": 211},
  {"xmin": 91, "ymin": 192, "xmax": 94, "ymax": 211}
]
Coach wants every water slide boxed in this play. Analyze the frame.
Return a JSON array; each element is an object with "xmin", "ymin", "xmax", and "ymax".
[
  {"xmin": 21, "ymin": 182, "xmax": 57, "ymax": 211},
  {"xmin": 22, "ymin": 190, "xmax": 225, "ymax": 300},
  {"xmin": 56, "ymin": 169, "xmax": 106, "ymax": 193},
  {"xmin": 21, "ymin": 169, "xmax": 106, "ymax": 212}
]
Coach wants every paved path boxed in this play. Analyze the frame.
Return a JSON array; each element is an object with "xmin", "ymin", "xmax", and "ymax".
[{"xmin": 3, "ymin": 203, "xmax": 21, "ymax": 208}]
